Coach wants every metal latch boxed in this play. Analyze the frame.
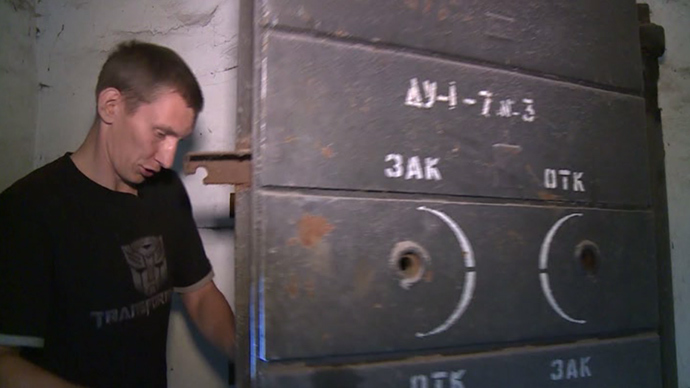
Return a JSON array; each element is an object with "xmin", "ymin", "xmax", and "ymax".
[{"xmin": 183, "ymin": 150, "xmax": 252, "ymax": 187}]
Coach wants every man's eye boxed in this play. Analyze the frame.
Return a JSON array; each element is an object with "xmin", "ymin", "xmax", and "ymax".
[{"xmin": 155, "ymin": 130, "xmax": 166, "ymax": 139}]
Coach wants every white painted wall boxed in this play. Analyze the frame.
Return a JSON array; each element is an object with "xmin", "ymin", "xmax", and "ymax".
[
  {"xmin": 33, "ymin": 0, "xmax": 239, "ymax": 387},
  {"xmin": 0, "ymin": 0, "xmax": 37, "ymax": 191},
  {"xmin": 645, "ymin": 2, "xmax": 690, "ymax": 386}
]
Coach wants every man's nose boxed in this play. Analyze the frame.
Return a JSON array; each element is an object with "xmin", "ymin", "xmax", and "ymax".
[{"xmin": 155, "ymin": 138, "xmax": 178, "ymax": 169}]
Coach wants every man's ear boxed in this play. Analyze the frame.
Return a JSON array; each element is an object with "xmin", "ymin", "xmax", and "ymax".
[{"xmin": 96, "ymin": 87, "xmax": 123, "ymax": 125}]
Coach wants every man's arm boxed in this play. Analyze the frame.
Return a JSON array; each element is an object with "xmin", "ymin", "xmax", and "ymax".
[
  {"xmin": 0, "ymin": 345, "xmax": 84, "ymax": 388},
  {"xmin": 180, "ymin": 281, "xmax": 236, "ymax": 358}
]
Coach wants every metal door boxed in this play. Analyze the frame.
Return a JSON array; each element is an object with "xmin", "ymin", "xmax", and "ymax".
[{"xmin": 188, "ymin": 1, "xmax": 677, "ymax": 386}]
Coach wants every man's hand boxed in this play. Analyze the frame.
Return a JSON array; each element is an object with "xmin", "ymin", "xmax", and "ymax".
[
  {"xmin": 0, "ymin": 345, "xmax": 85, "ymax": 388},
  {"xmin": 180, "ymin": 281, "xmax": 236, "ymax": 358}
]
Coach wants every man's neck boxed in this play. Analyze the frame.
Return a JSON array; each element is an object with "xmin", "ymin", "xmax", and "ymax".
[{"xmin": 71, "ymin": 124, "xmax": 138, "ymax": 196}]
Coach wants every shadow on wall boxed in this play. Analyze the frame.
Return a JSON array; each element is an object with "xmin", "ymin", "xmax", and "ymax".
[{"xmin": 170, "ymin": 294, "xmax": 229, "ymax": 385}]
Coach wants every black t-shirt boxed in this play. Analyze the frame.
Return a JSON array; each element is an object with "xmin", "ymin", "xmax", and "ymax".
[{"xmin": 0, "ymin": 154, "xmax": 213, "ymax": 387}]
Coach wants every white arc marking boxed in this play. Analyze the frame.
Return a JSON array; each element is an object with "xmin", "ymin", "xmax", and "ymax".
[
  {"xmin": 539, "ymin": 213, "xmax": 586, "ymax": 324},
  {"xmin": 415, "ymin": 206, "xmax": 476, "ymax": 337}
]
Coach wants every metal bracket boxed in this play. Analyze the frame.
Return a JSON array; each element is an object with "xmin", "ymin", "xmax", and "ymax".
[
  {"xmin": 183, "ymin": 150, "xmax": 252, "ymax": 186},
  {"xmin": 639, "ymin": 4, "xmax": 666, "ymax": 60}
]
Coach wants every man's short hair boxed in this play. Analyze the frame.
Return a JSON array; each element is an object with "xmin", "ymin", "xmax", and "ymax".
[{"xmin": 96, "ymin": 40, "xmax": 203, "ymax": 115}]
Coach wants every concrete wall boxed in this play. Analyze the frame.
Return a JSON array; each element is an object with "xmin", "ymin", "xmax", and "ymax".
[
  {"xmin": 645, "ymin": 2, "xmax": 690, "ymax": 386},
  {"xmin": 33, "ymin": 0, "xmax": 239, "ymax": 387},
  {"xmin": 0, "ymin": 0, "xmax": 37, "ymax": 191}
]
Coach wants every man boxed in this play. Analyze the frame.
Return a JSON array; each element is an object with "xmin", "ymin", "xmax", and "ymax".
[{"xmin": 0, "ymin": 41, "xmax": 235, "ymax": 387}]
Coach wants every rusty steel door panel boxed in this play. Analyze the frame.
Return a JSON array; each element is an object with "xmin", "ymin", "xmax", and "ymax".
[
  {"xmin": 259, "ymin": 33, "xmax": 650, "ymax": 207},
  {"xmin": 260, "ymin": 335, "xmax": 661, "ymax": 388},
  {"xmin": 257, "ymin": 192, "xmax": 657, "ymax": 360},
  {"xmin": 261, "ymin": 0, "xmax": 643, "ymax": 91},
  {"xmin": 234, "ymin": 0, "xmax": 671, "ymax": 386}
]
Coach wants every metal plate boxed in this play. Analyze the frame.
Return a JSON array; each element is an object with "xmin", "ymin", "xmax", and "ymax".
[
  {"xmin": 260, "ymin": 335, "xmax": 661, "ymax": 388},
  {"xmin": 258, "ymin": 192, "xmax": 658, "ymax": 360},
  {"xmin": 261, "ymin": 0, "xmax": 643, "ymax": 91},
  {"xmin": 259, "ymin": 33, "xmax": 650, "ymax": 206}
]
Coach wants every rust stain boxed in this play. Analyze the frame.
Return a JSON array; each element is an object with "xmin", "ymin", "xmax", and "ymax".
[
  {"xmin": 538, "ymin": 191, "xmax": 562, "ymax": 201},
  {"xmin": 423, "ymin": 270, "xmax": 434, "ymax": 282},
  {"xmin": 423, "ymin": 0, "xmax": 433, "ymax": 14},
  {"xmin": 298, "ymin": 214, "xmax": 334, "ymax": 248},
  {"xmin": 236, "ymin": 135, "xmax": 251, "ymax": 150},
  {"xmin": 287, "ymin": 237, "xmax": 299, "ymax": 246},
  {"xmin": 304, "ymin": 278, "xmax": 316, "ymax": 298},
  {"xmin": 359, "ymin": 97, "xmax": 372, "ymax": 112},
  {"xmin": 438, "ymin": 6, "xmax": 449, "ymax": 21},
  {"xmin": 284, "ymin": 135, "xmax": 298, "ymax": 143},
  {"xmin": 524, "ymin": 164, "xmax": 544, "ymax": 186},
  {"xmin": 334, "ymin": 29, "xmax": 349, "ymax": 37},
  {"xmin": 298, "ymin": 7, "xmax": 312, "ymax": 23},
  {"xmin": 306, "ymin": 241, "xmax": 334, "ymax": 276},
  {"xmin": 321, "ymin": 146, "xmax": 334, "ymax": 158},
  {"xmin": 404, "ymin": 0, "xmax": 419, "ymax": 11},
  {"xmin": 285, "ymin": 274, "xmax": 299, "ymax": 299}
]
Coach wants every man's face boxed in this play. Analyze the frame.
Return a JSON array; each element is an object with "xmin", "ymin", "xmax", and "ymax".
[{"xmin": 107, "ymin": 90, "xmax": 195, "ymax": 187}]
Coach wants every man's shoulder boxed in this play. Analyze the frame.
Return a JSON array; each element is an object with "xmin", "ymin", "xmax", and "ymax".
[{"xmin": 0, "ymin": 156, "xmax": 70, "ymax": 204}]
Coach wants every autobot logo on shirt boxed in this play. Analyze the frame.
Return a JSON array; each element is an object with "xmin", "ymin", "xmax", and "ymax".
[{"xmin": 121, "ymin": 236, "xmax": 169, "ymax": 296}]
